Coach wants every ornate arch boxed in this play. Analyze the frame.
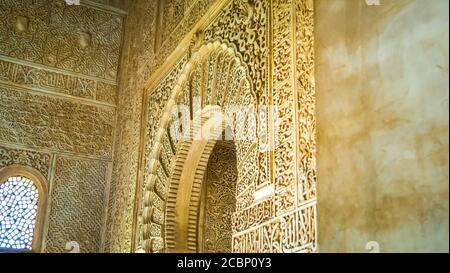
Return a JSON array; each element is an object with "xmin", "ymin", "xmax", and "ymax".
[
  {"xmin": 0, "ymin": 164, "xmax": 48, "ymax": 252},
  {"xmin": 138, "ymin": 41, "xmax": 257, "ymax": 252},
  {"xmin": 165, "ymin": 106, "xmax": 228, "ymax": 252}
]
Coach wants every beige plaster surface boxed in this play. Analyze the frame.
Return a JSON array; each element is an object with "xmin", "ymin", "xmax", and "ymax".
[{"xmin": 315, "ymin": 0, "xmax": 449, "ymax": 252}]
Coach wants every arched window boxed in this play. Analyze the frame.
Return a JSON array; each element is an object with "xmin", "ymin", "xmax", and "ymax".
[{"xmin": 0, "ymin": 165, "xmax": 48, "ymax": 252}]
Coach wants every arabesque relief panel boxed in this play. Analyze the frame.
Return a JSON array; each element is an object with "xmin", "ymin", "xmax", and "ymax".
[
  {"xmin": 0, "ymin": 145, "xmax": 52, "ymax": 178},
  {"xmin": 105, "ymin": 0, "xmax": 159, "ymax": 252},
  {"xmin": 0, "ymin": 0, "xmax": 123, "ymax": 253},
  {"xmin": 106, "ymin": 0, "xmax": 219, "ymax": 252},
  {"xmin": 107, "ymin": 0, "xmax": 317, "ymax": 253},
  {"xmin": 0, "ymin": 86, "xmax": 115, "ymax": 158},
  {"xmin": 201, "ymin": 141, "xmax": 237, "ymax": 253},
  {"xmin": 0, "ymin": 59, "xmax": 118, "ymax": 105},
  {"xmin": 44, "ymin": 156, "xmax": 109, "ymax": 253},
  {"xmin": 0, "ymin": 0, "xmax": 123, "ymax": 81}
]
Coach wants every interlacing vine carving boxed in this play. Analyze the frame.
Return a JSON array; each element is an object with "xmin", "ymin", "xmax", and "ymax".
[
  {"xmin": 44, "ymin": 157, "xmax": 109, "ymax": 253},
  {"xmin": 0, "ymin": 86, "xmax": 115, "ymax": 159},
  {"xmin": 201, "ymin": 141, "xmax": 237, "ymax": 253},
  {"xmin": 138, "ymin": 41, "xmax": 257, "ymax": 253},
  {"xmin": 0, "ymin": 146, "xmax": 51, "ymax": 178},
  {"xmin": 0, "ymin": 0, "xmax": 123, "ymax": 81},
  {"xmin": 109, "ymin": 0, "xmax": 317, "ymax": 253},
  {"xmin": 0, "ymin": 0, "xmax": 123, "ymax": 253}
]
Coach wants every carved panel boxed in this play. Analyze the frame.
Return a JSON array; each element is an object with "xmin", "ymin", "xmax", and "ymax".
[
  {"xmin": 108, "ymin": 0, "xmax": 317, "ymax": 254},
  {"xmin": 235, "ymin": 183, "xmax": 255, "ymax": 212},
  {"xmin": 106, "ymin": 0, "xmax": 217, "ymax": 252},
  {"xmin": 44, "ymin": 156, "xmax": 108, "ymax": 253},
  {"xmin": 105, "ymin": 1, "xmax": 160, "ymax": 251},
  {"xmin": 0, "ymin": 59, "xmax": 118, "ymax": 104},
  {"xmin": 125, "ymin": 0, "xmax": 158, "ymax": 77},
  {"xmin": 0, "ymin": 0, "xmax": 123, "ymax": 81},
  {"xmin": 272, "ymin": 0, "xmax": 297, "ymax": 215},
  {"xmin": 295, "ymin": 0, "xmax": 317, "ymax": 203},
  {"xmin": 105, "ymin": 88, "xmax": 141, "ymax": 252},
  {"xmin": 154, "ymin": 0, "xmax": 216, "ymax": 74},
  {"xmin": 95, "ymin": 81, "xmax": 118, "ymax": 105},
  {"xmin": 0, "ymin": 86, "xmax": 115, "ymax": 158},
  {"xmin": 204, "ymin": 0, "xmax": 268, "ymax": 99},
  {"xmin": 232, "ymin": 198, "xmax": 275, "ymax": 233},
  {"xmin": 0, "ymin": 146, "xmax": 51, "ymax": 178},
  {"xmin": 203, "ymin": 0, "xmax": 271, "ymax": 201},
  {"xmin": 161, "ymin": 0, "xmax": 186, "ymax": 44},
  {"xmin": 232, "ymin": 203, "xmax": 316, "ymax": 253},
  {"xmin": 280, "ymin": 202, "xmax": 316, "ymax": 252},
  {"xmin": 201, "ymin": 141, "xmax": 237, "ymax": 253},
  {"xmin": 138, "ymin": 42, "xmax": 258, "ymax": 253},
  {"xmin": 232, "ymin": 217, "xmax": 282, "ymax": 253},
  {"xmin": 145, "ymin": 56, "xmax": 188, "ymax": 159},
  {"xmin": 0, "ymin": 0, "xmax": 123, "ymax": 254}
]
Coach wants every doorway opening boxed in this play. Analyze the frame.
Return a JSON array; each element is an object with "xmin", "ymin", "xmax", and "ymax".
[{"xmin": 197, "ymin": 140, "xmax": 237, "ymax": 253}]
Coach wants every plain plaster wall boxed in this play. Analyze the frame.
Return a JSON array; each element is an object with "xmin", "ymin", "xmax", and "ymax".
[{"xmin": 315, "ymin": 0, "xmax": 449, "ymax": 252}]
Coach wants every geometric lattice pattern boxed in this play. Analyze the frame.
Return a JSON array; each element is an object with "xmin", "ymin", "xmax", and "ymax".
[
  {"xmin": 44, "ymin": 157, "xmax": 108, "ymax": 253},
  {"xmin": 0, "ymin": 176, "xmax": 38, "ymax": 250},
  {"xmin": 202, "ymin": 142, "xmax": 237, "ymax": 253}
]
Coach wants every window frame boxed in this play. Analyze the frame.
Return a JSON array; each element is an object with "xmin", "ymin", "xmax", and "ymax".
[{"xmin": 0, "ymin": 164, "xmax": 48, "ymax": 253}]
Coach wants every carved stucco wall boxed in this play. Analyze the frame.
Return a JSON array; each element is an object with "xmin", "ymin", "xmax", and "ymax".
[
  {"xmin": 85, "ymin": 0, "xmax": 132, "ymax": 12},
  {"xmin": 107, "ymin": 0, "xmax": 317, "ymax": 253},
  {"xmin": 44, "ymin": 157, "xmax": 110, "ymax": 253},
  {"xmin": 315, "ymin": 0, "xmax": 449, "ymax": 252},
  {"xmin": 0, "ymin": 0, "xmax": 122, "ymax": 81},
  {"xmin": 104, "ymin": 0, "xmax": 159, "ymax": 253},
  {"xmin": 105, "ymin": 0, "xmax": 221, "ymax": 252},
  {"xmin": 138, "ymin": 42, "xmax": 258, "ymax": 253},
  {"xmin": 0, "ymin": 0, "xmax": 123, "ymax": 252},
  {"xmin": 200, "ymin": 141, "xmax": 237, "ymax": 253}
]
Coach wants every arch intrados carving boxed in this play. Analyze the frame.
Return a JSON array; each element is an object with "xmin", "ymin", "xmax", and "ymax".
[
  {"xmin": 141, "ymin": 41, "xmax": 255, "ymax": 252},
  {"xmin": 165, "ymin": 106, "xmax": 227, "ymax": 252},
  {"xmin": 145, "ymin": 41, "xmax": 250, "ymax": 191}
]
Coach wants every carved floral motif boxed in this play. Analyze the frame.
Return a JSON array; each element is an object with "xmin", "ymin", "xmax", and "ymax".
[
  {"xmin": 45, "ymin": 157, "xmax": 109, "ymax": 253},
  {"xmin": 0, "ymin": 0, "xmax": 123, "ymax": 81},
  {"xmin": 0, "ymin": 146, "xmax": 51, "ymax": 177},
  {"xmin": 108, "ymin": 0, "xmax": 317, "ymax": 254},
  {"xmin": 0, "ymin": 86, "xmax": 115, "ymax": 158}
]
